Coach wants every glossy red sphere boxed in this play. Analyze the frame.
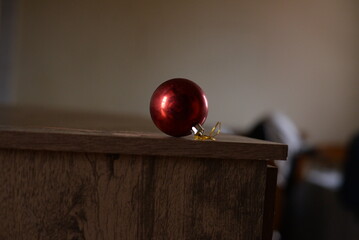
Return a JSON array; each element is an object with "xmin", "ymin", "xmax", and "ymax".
[{"xmin": 150, "ymin": 78, "xmax": 208, "ymax": 137}]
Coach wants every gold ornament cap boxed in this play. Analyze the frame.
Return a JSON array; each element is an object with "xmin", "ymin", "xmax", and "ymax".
[{"xmin": 191, "ymin": 122, "xmax": 221, "ymax": 141}]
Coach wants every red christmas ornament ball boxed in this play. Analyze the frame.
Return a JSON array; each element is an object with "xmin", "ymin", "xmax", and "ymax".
[{"xmin": 150, "ymin": 78, "xmax": 208, "ymax": 137}]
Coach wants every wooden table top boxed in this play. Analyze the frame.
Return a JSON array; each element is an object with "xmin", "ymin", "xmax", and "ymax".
[{"xmin": 0, "ymin": 105, "xmax": 287, "ymax": 160}]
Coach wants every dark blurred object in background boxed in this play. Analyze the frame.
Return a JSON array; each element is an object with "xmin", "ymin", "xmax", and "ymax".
[
  {"xmin": 245, "ymin": 113, "xmax": 359, "ymax": 240},
  {"xmin": 245, "ymin": 112, "xmax": 307, "ymax": 187},
  {"xmin": 341, "ymin": 132, "xmax": 359, "ymax": 219}
]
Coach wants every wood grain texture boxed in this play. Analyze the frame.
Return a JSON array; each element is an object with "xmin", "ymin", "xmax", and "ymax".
[
  {"xmin": 262, "ymin": 165, "xmax": 278, "ymax": 240},
  {"xmin": 0, "ymin": 127, "xmax": 287, "ymax": 161},
  {"xmin": 0, "ymin": 149, "xmax": 268, "ymax": 240},
  {"xmin": 0, "ymin": 105, "xmax": 287, "ymax": 161}
]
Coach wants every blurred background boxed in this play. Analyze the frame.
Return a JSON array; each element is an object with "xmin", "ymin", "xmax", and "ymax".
[{"xmin": 1, "ymin": 0, "xmax": 358, "ymax": 239}]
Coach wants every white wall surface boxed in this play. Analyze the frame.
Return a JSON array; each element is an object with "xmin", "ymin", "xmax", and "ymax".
[{"xmin": 12, "ymin": 0, "xmax": 359, "ymax": 143}]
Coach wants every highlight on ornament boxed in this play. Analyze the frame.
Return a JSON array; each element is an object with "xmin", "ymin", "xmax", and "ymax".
[{"xmin": 149, "ymin": 78, "xmax": 220, "ymax": 140}]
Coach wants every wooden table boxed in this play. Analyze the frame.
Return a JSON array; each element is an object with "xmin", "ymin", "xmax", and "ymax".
[{"xmin": 0, "ymin": 106, "xmax": 287, "ymax": 240}]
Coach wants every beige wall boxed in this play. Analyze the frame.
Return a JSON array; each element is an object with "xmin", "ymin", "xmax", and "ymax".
[{"xmin": 12, "ymin": 0, "xmax": 359, "ymax": 143}]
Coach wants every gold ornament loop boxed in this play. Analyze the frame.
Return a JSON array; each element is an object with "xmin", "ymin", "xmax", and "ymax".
[{"xmin": 193, "ymin": 122, "xmax": 221, "ymax": 141}]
